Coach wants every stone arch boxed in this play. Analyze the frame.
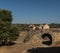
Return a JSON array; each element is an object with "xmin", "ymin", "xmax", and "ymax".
[
  {"xmin": 41, "ymin": 33, "xmax": 52, "ymax": 45},
  {"xmin": 41, "ymin": 33, "xmax": 54, "ymax": 45}
]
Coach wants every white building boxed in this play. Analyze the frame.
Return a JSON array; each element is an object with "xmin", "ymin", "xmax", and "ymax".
[
  {"xmin": 43, "ymin": 24, "xmax": 50, "ymax": 29},
  {"xmin": 39, "ymin": 25, "xmax": 43, "ymax": 29},
  {"xmin": 29, "ymin": 24, "xmax": 36, "ymax": 30},
  {"xmin": 29, "ymin": 24, "xmax": 50, "ymax": 30}
]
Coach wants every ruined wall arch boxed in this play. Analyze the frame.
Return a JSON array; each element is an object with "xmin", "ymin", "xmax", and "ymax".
[
  {"xmin": 23, "ymin": 30, "xmax": 56, "ymax": 46},
  {"xmin": 40, "ymin": 31, "xmax": 55, "ymax": 46}
]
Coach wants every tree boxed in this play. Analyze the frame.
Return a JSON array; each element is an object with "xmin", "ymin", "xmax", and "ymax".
[
  {"xmin": 0, "ymin": 9, "xmax": 19, "ymax": 45},
  {"xmin": 9, "ymin": 25, "xmax": 19, "ymax": 42}
]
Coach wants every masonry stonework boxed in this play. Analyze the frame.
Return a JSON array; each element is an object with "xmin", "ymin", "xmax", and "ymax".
[{"xmin": 23, "ymin": 28, "xmax": 60, "ymax": 47}]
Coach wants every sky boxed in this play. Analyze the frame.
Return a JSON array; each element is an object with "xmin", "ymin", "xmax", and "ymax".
[{"xmin": 0, "ymin": 0, "xmax": 60, "ymax": 24}]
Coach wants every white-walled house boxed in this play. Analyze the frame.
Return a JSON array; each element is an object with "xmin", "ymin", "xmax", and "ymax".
[
  {"xmin": 43, "ymin": 24, "xmax": 50, "ymax": 29},
  {"xmin": 39, "ymin": 25, "xmax": 43, "ymax": 29}
]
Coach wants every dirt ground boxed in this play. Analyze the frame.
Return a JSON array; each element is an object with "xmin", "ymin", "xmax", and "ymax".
[
  {"xmin": 0, "ymin": 31, "xmax": 34, "ymax": 53},
  {"xmin": 0, "ymin": 31, "xmax": 60, "ymax": 53}
]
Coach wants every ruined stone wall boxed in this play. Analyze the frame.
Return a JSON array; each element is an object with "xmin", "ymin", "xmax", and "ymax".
[{"xmin": 22, "ymin": 28, "xmax": 60, "ymax": 47}]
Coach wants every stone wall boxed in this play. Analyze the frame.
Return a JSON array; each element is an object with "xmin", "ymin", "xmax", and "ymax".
[{"xmin": 23, "ymin": 29, "xmax": 60, "ymax": 47}]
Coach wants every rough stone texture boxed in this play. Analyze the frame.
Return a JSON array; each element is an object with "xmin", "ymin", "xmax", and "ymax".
[
  {"xmin": 23, "ymin": 28, "xmax": 60, "ymax": 46},
  {"xmin": 0, "ymin": 28, "xmax": 60, "ymax": 53}
]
